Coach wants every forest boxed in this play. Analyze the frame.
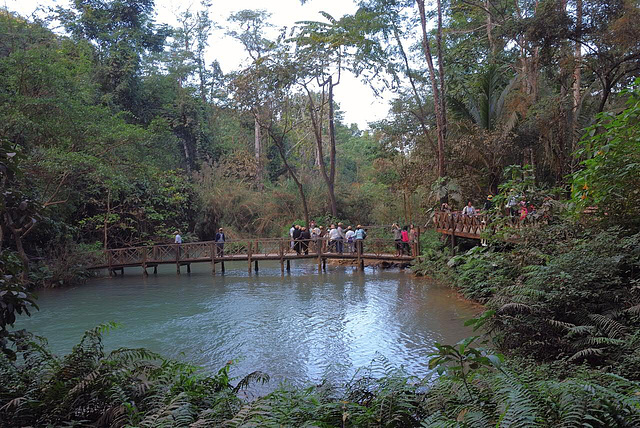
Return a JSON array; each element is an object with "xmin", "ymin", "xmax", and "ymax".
[{"xmin": 1, "ymin": 0, "xmax": 640, "ymax": 426}]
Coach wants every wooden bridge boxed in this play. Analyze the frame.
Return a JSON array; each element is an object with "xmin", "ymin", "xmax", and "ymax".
[
  {"xmin": 432, "ymin": 211, "xmax": 542, "ymax": 248},
  {"xmin": 88, "ymin": 237, "xmax": 419, "ymax": 277}
]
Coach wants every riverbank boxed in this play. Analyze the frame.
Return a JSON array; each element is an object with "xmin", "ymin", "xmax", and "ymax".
[{"xmin": 414, "ymin": 227, "xmax": 640, "ymax": 377}]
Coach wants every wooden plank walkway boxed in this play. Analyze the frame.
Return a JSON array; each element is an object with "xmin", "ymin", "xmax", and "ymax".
[{"xmin": 87, "ymin": 237, "xmax": 418, "ymax": 276}]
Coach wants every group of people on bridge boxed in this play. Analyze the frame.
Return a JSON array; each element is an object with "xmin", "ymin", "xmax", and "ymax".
[
  {"xmin": 289, "ymin": 222, "xmax": 367, "ymax": 256},
  {"xmin": 441, "ymin": 192, "xmax": 550, "ymax": 222},
  {"xmin": 391, "ymin": 224, "xmax": 418, "ymax": 256}
]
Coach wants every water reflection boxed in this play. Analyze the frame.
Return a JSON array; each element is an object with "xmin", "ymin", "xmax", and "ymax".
[{"xmin": 17, "ymin": 260, "xmax": 478, "ymax": 390}]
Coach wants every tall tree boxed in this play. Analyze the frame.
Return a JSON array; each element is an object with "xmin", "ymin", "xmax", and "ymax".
[
  {"xmin": 56, "ymin": 0, "xmax": 170, "ymax": 113},
  {"xmin": 230, "ymin": 38, "xmax": 311, "ymax": 225},
  {"xmin": 416, "ymin": 0, "xmax": 448, "ymax": 179},
  {"xmin": 295, "ymin": 13, "xmax": 353, "ymax": 216},
  {"xmin": 227, "ymin": 9, "xmax": 274, "ymax": 190}
]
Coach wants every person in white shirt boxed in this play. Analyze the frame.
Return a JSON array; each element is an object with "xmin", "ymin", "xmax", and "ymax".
[
  {"xmin": 289, "ymin": 224, "xmax": 296, "ymax": 249},
  {"xmin": 311, "ymin": 225, "xmax": 321, "ymax": 251},
  {"xmin": 462, "ymin": 201, "xmax": 476, "ymax": 216},
  {"xmin": 174, "ymin": 231, "xmax": 182, "ymax": 258},
  {"xmin": 328, "ymin": 224, "xmax": 340, "ymax": 252},
  {"xmin": 336, "ymin": 222, "xmax": 346, "ymax": 253},
  {"xmin": 345, "ymin": 226, "xmax": 355, "ymax": 253}
]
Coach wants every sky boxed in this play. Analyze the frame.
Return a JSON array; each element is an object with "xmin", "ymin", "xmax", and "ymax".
[{"xmin": 6, "ymin": 0, "xmax": 391, "ymax": 129}]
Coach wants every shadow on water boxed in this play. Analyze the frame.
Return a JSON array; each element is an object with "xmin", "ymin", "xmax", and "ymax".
[{"xmin": 17, "ymin": 260, "xmax": 479, "ymax": 393}]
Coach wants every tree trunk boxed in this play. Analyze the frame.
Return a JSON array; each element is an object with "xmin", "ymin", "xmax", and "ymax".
[
  {"xmin": 304, "ymin": 82, "xmax": 338, "ymax": 216},
  {"xmin": 4, "ymin": 213, "xmax": 29, "ymax": 282},
  {"xmin": 571, "ymin": 0, "xmax": 582, "ymax": 162},
  {"xmin": 104, "ymin": 188, "xmax": 111, "ymax": 250},
  {"xmin": 327, "ymin": 76, "xmax": 338, "ymax": 216},
  {"xmin": 254, "ymin": 115, "xmax": 263, "ymax": 190},
  {"xmin": 268, "ymin": 130, "xmax": 310, "ymax": 226},
  {"xmin": 416, "ymin": 0, "xmax": 447, "ymax": 179},
  {"xmin": 181, "ymin": 138, "xmax": 192, "ymax": 174},
  {"xmin": 436, "ymin": 0, "xmax": 447, "ymax": 140},
  {"xmin": 393, "ymin": 27, "xmax": 437, "ymax": 152},
  {"xmin": 486, "ymin": 0, "xmax": 495, "ymax": 58}
]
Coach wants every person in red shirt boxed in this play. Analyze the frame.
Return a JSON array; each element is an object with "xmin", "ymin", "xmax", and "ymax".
[
  {"xmin": 519, "ymin": 201, "xmax": 528, "ymax": 220},
  {"xmin": 401, "ymin": 226, "xmax": 410, "ymax": 255}
]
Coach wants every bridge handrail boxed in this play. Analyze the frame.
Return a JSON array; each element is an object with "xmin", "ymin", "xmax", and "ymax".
[
  {"xmin": 89, "ymin": 235, "xmax": 419, "ymax": 269},
  {"xmin": 432, "ymin": 210, "xmax": 542, "ymax": 238}
]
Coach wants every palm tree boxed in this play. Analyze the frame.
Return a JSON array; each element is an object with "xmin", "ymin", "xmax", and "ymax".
[
  {"xmin": 449, "ymin": 64, "xmax": 517, "ymax": 133},
  {"xmin": 449, "ymin": 64, "xmax": 519, "ymax": 194}
]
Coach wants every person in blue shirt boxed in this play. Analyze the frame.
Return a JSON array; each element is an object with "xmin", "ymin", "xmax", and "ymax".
[{"xmin": 354, "ymin": 225, "xmax": 367, "ymax": 254}]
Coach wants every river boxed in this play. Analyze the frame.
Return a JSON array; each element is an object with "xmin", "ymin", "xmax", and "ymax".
[{"xmin": 17, "ymin": 261, "xmax": 478, "ymax": 391}]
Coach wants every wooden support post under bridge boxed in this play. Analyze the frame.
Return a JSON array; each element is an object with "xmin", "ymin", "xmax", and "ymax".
[
  {"xmin": 176, "ymin": 244, "xmax": 181, "ymax": 274},
  {"xmin": 279, "ymin": 240, "xmax": 285, "ymax": 274},
  {"xmin": 142, "ymin": 248, "xmax": 148, "ymax": 277},
  {"xmin": 210, "ymin": 243, "xmax": 216, "ymax": 274}
]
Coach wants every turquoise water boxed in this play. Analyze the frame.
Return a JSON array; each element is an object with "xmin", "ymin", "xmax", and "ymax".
[{"xmin": 17, "ymin": 260, "xmax": 478, "ymax": 390}]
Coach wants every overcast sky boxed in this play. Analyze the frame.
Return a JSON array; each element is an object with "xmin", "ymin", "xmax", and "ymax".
[{"xmin": 6, "ymin": 0, "xmax": 391, "ymax": 129}]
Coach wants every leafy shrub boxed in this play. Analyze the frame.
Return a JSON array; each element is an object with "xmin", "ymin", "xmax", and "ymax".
[
  {"xmin": 0, "ymin": 324, "xmax": 268, "ymax": 427},
  {"xmin": 486, "ymin": 228, "xmax": 640, "ymax": 376},
  {"xmin": 571, "ymin": 77, "xmax": 640, "ymax": 227}
]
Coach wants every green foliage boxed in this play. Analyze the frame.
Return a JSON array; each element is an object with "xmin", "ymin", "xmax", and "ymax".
[
  {"xmin": 0, "ymin": 251, "xmax": 37, "ymax": 359},
  {"xmin": 449, "ymin": 64, "xmax": 515, "ymax": 132},
  {"xmin": 0, "ymin": 324, "xmax": 269, "ymax": 427},
  {"xmin": 422, "ymin": 361, "xmax": 640, "ymax": 427},
  {"xmin": 412, "ymin": 230, "xmax": 453, "ymax": 281},
  {"xmin": 454, "ymin": 247, "xmax": 515, "ymax": 301},
  {"xmin": 430, "ymin": 176, "xmax": 462, "ymax": 206},
  {"xmin": 429, "ymin": 336, "xmax": 504, "ymax": 402},
  {"xmin": 1, "ymin": 324, "xmax": 638, "ymax": 427},
  {"xmin": 436, "ymin": 223, "xmax": 640, "ymax": 379},
  {"xmin": 571, "ymin": 78, "xmax": 640, "ymax": 226}
]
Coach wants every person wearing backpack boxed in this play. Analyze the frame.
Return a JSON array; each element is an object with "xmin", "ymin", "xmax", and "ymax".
[{"xmin": 354, "ymin": 225, "xmax": 366, "ymax": 255}]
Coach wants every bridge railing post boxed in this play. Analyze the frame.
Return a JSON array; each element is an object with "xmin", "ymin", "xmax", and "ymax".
[
  {"xmin": 247, "ymin": 241, "xmax": 253, "ymax": 274},
  {"xmin": 450, "ymin": 213, "xmax": 457, "ymax": 255}
]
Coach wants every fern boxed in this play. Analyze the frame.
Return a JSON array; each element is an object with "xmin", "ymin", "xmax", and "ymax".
[
  {"xmin": 587, "ymin": 313, "xmax": 627, "ymax": 339},
  {"xmin": 493, "ymin": 372, "xmax": 542, "ymax": 427},
  {"xmin": 568, "ymin": 348, "xmax": 604, "ymax": 362}
]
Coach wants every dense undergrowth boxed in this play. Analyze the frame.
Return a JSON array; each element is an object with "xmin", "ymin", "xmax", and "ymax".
[
  {"xmin": 415, "ymin": 226, "xmax": 640, "ymax": 380},
  {"xmin": 2, "ymin": 324, "xmax": 639, "ymax": 427}
]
